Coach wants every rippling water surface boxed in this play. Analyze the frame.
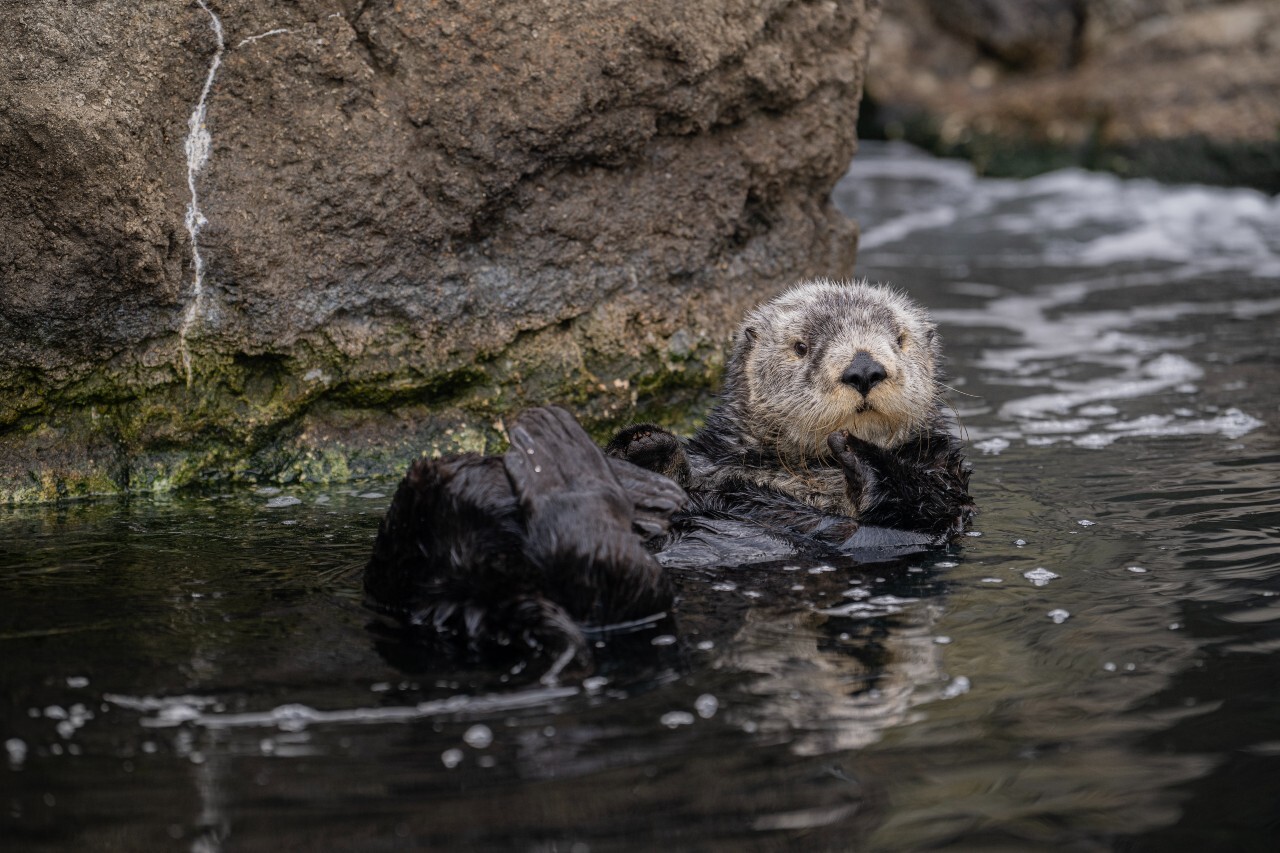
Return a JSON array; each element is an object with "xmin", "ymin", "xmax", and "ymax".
[{"xmin": 3, "ymin": 144, "xmax": 1279, "ymax": 851}]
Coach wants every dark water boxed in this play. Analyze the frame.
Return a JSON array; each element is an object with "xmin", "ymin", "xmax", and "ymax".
[{"xmin": 4, "ymin": 143, "xmax": 1279, "ymax": 851}]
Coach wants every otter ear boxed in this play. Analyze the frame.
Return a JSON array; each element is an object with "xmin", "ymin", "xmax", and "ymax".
[{"xmin": 743, "ymin": 326, "xmax": 758, "ymax": 342}]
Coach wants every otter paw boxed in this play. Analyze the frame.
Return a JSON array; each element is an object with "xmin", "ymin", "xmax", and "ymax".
[
  {"xmin": 826, "ymin": 430, "xmax": 878, "ymax": 507},
  {"xmin": 605, "ymin": 424, "xmax": 690, "ymax": 485}
]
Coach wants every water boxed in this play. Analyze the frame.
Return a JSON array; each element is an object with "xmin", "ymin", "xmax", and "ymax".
[{"xmin": 3, "ymin": 143, "xmax": 1279, "ymax": 850}]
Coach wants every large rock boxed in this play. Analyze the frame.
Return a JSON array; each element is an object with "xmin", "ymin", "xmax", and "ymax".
[
  {"xmin": 0, "ymin": 0, "xmax": 880, "ymax": 502},
  {"xmin": 863, "ymin": 0, "xmax": 1280, "ymax": 189}
]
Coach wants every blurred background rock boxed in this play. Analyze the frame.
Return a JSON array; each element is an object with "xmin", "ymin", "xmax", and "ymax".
[{"xmin": 861, "ymin": 0, "xmax": 1280, "ymax": 191}]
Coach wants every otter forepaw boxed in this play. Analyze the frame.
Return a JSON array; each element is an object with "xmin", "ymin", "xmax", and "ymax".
[
  {"xmin": 605, "ymin": 424, "xmax": 690, "ymax": 486},
  {"xmin": 827, "ymin": 430, "xmax": 878, "ymax": 509}
]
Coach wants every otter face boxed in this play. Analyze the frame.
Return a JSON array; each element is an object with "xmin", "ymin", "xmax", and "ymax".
[{"xmin": 729, "ymin": 279, "xmax": 941, "ymax": 456}]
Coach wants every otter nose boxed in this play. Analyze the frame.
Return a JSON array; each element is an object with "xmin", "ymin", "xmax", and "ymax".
[{"xmin": 841, "ymin": 351, "xmax": 887, "ymax": 396}]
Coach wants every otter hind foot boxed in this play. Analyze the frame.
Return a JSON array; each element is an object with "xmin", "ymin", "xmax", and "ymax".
[
  {"xmin": 365, "ymin": 406, "xmax": 681, "ymax": 667},
  {"xmin": 502, "ymin": 407, "xmax": 676, "ymax": 626},
  {"xmin": 605, "ymin": 423, "xmax": 691, "ymax": 486}
]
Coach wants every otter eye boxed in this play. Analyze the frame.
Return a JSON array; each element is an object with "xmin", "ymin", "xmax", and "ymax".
[
  {"xmin": 792, "ymin": 341, "xmax": 809, "ymax": 357},
  {"xmin": 897, "ymin": 331, "xmax": 908, "ymax": 349}
]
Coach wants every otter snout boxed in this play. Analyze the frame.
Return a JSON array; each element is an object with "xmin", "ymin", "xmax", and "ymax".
[{"xmin": 840, "ymin": 351, "xmax": 887, "ymax": 396}]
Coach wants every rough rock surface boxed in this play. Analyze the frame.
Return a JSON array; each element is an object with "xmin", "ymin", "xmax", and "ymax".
[
  {"xmin": 0, "ymin": 0, "xmax": 880, "ymax": 502},
  {"xmin": 863, "ymin": 0, "xmax": 1280, "ymax": 189}
]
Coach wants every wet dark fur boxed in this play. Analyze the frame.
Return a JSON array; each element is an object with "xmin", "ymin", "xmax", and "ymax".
[{"xmin": 641, "ymin": 408, "xmax": 974, "ymax": 543}]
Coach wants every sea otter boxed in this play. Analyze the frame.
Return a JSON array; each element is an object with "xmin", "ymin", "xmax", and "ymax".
[
  {"xmin": 364, "ymin": 279, "xmax": 972, "ymax": 663},
  {"xmin": 608, "ymin": 279, "xmax": 973, "ymax": 550}
]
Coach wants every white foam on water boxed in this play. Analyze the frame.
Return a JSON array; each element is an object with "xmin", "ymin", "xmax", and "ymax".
[{"xmin": 107, "ymin": 686, "xmax": 580, "ymax": 731}]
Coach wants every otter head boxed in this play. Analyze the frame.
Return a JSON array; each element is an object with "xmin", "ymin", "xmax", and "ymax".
[{"xmin": 724, "ymin": 279, "xmax": 941, "ymax": 458}]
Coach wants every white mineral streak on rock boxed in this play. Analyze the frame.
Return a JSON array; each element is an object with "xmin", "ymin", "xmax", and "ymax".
[
  {"xmin": 237, "ymin": 28, "xmax": 290, "ymax": 49},
  {"xmin": 179, "ymin": 0, "xmax": 225, "ymax": 386}
]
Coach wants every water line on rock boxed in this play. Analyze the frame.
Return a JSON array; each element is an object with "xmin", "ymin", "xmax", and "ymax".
[{"xmin": 179, "ymin": 0, "xmax": 225, "ymax": 387}]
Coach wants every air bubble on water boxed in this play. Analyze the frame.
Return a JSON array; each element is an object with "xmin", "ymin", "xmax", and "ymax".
[
  {"xmin": 44, "ymin": 706, "xmax": 67, "ymax": 720},
  {"xmin": 696, "ymin": 640, "xmax": 714, "ymax": 651},
  {"xmin": 533, "ymin": 465, "xmax": 542, "ymax": 473},
  {"xmin": 5, "ymin": 738, "xmax": 27, "ymax": 767},
  {"xmin": 1048, "ymin": 608, "xmax": 1070, "ymax": 624},
  {"xmin": 941, "ymin": 676, "xmax": 971, "ymax": 699},
  {"xmin": 965, "ymin": 530, "xmax": 983, "ymax": 537},
  {"xmin": 358, "ymin": 492, "xmax": 386, "ymax": 500},
  {"xmin": 790, "ymin": 584, "xmax": 805, "ymax": 591},
  {"xmin": 934, "ymin": 636, "xmax": 952, "ymax": 645},
  {"xmin": 478, "ymin": 755, "xmax": 496, "ymax": 768},
  {"xmin": 695, "ymin": 694, "xmax": 719, "ymax": 719},
  {"xmin": 1077, "ymin": 519, "xmax": 1096, "ymax": 527},
  {"xmin": 463, "ymin": 724, "xmax": 492, "ymax": 749},
  {"xmin": 651, "ymin": 634, "xmax": 677, "ymax": 646},
  {"xmin": 265, "ymin": 495, "xmax": 301, "ymax": 509},
  {"xmin": 281, "ymin": 519, "xmax": 297, "ymax": 526},
  {"xmin": 981, "ymin": 577, "xmax": 1003, "ymax": 584},
  {"xmin": 1014, "ymin": 539, "xmax": 1027, "ymax": 547},
  {"xmin": 742, "ymin": 590, "xmax": 762, "ymax": 599},
  {"xmin": 808, "ymin": 564, "xmax": 836, "ymax": 574},
  {"xmin": 1126, "ymin": 566, "xmax": 1148, "ymax": 573},
  {"xmin": 1024, "ymin": 568, "xmax": 1060, "ymax": 586},
  {"xmin": 256, "ymin": 486, "xmax": 281, "ymax": 496},
  {"xmin": 1124, "ymin": 662, "xmax": 1136, "ymax": 671},
  {"xmin": 582, "ymin": 676, "xmax": 608, "ymax": 693},
  {"xmin": 1168, "ymin": 622, "xmax": 1182, "ymax": 630},
  {"xmin": 66, "ymin": 676, "xmax": 89, "ymax": 689},
  {"xmin": 711, "ymin": 582, "xmax": 736, "ymax": 592},
  {"xmin": 1103, "ymin": 662, "xmax": 1117, "ymax": 671},
  {"xmin": 934, "ymin": 561, "xmax": 958, "ymax": 568},
  {"xmin": 441, "ymin": 748, "xmax": 464, "ymax": 768},
  {"xmin": 660, "ymin": 711, "xmax": 695, "ymax": 728}
]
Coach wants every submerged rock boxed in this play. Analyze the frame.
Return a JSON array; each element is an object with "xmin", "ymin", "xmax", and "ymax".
[{"xmin": 0, "ymin": 0, "xmax": 880, "ymax": 502}]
